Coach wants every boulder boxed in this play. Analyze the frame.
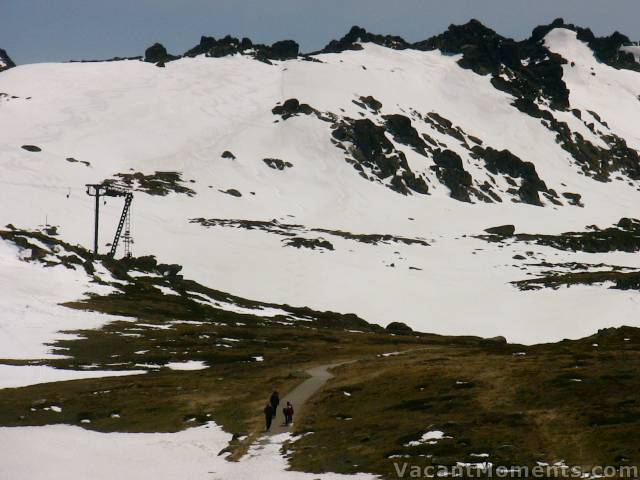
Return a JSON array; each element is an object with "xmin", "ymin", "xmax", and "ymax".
[
  {"xmin": 269, "ymin": 40, "xmax": 299, "ymax": 60},
  {"xmin": 385, "ymin": 322, "xmax": 414, "ymax": 335},
  {"xmin": 21, "ymin": 145, "xmax": 42, "ymax": 152},
  {"xmin": 144, "ymin": 43, "xmax": 178, "ymax": 65},
  {"xmin": 484, "ymin": 225, "xmax": 516, "ymax": 236}
]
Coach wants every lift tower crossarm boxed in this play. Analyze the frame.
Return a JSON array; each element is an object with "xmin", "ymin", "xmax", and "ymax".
[{"xmin": 85, "ymin": 183, "xmax": 132, "ymax": 256}]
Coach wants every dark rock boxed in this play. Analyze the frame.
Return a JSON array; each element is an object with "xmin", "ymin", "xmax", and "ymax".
[
  {"xmin": 432, "ymin": 150, "xmax": 474, "ymax": 202},
  {"xmin": 383, "ymin": 114, "xmax": 428, "ymax": 155},
  {"xmin": 617, "ymin": 218, "xmax": 640, "ymax": 232},
  {"xmin": 472, "ymin": 146, "xmax": 548, "ymax": 206},
  {"xmin": 415, "ymin": 19, "xmax": 570, "ymax": 109},
  {"xmin": 263, "ymin": 158, "xmax": 293, "ymax": 170},
  {"xmin": 332, "ymin": 118, "xmax": 428, "ymax": 196},
  {"xmin": 481, "ymin": 335, "xmax": 508, "ymax": 345},
  {"xmin": 144, "ymin": 43, "xmax": 178, "ymax": 65},
  {"xmin": 221, "ymin": 151, "xmax": 236, "ymax": 160},
  {"xmin": 184, "ymin": 35, "xmax": 297, "ymax": 62},
  {"xmin": 562, "ymin": 192, "xmax": 583, "ymax": 207},
  {"xmin": 433, "ymin": 149, "xmax": 464, "ymax": 170},
  {"xmin": 317, "ymin": 26, "xmax": 409, "ymax": 54},
  {"xmin": 21, "ymin": 145, "xmax": 41, "ymax": 152},
  {"xmin": 269, "ymin": 40, "xmax": 299, "ymax": 60},
  {"xmin": 531, "ymin": 18, "xmax": 640, "ymax": 72},
  {"xmin": 271, "ymin": 98, "xmax": 315, "ymax": 119},
  {"xmin": 385, "ymin": 322, "xmax": 414, "ymax": 335},
  {"xmin": 0, "ymin": 48, "xmax": 16, "ymax": 72},
  {"xmin": 282, "ymin": 237, "xmax": 334, "ymax": 251},
  {"xmin": 220, "ymin": 188, "xmax": 242, "ymax": 197},
  {"xmin": 357, "ymin": 95, "xmax": 382, "ymax": 112},
  {"xmin": 484, "ymin": 225, "xmax": 516, "ymax": 236}
]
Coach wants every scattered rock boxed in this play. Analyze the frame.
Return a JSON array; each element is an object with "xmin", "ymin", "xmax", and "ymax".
[
  {"xmin": 66, "ymin": 157, "xmax": 91, "ymax": 167},
  {"xmin": 263, "ymin": 158, "xmax": 293, "ymax": 170}
]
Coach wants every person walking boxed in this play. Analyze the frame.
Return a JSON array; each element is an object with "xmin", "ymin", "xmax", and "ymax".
[
  {"xmin": 270, "ymin": 391, "xmax": 280, "ymax": 418},
  {"xmin": 264, "ymin": 403, "xmax": 274, "ymax": 431},
  {"xmin": 283, "ymin": 401, "xmax": 294, "ymax": 426}
]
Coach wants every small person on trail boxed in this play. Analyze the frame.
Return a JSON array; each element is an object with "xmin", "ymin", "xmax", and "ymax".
[
  {"xmin": 264, "ymin": 403, "xmax": 274, "ymax": 431},
  {"xmin": 270, "ymin": 391, "xmax": 280, "ymax": 417},
  {"xmin": 283, "ymin": 401, "xmax": 294, "ymax": 426}
]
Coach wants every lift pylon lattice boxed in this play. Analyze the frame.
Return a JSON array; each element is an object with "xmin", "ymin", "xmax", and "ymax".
[{"xmin": 85, "ymin": 184, "xmax": 134, "ymax": 257}]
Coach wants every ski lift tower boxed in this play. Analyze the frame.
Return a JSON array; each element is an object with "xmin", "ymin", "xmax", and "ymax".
[{"xmin": 86, "ymin": 184, "xmax": 134, "ymax": 258}]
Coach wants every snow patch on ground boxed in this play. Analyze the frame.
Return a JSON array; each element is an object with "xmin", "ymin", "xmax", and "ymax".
[
  {"xmin": 166, "ymin": 360, "xmax": 208, "ymax": 371},
  {"xmin": 0, "ymin": 424, "xmax": 376, "ymax": 480},
  {"xmin": 0, "ymin": 364, "xmax": 145, "ymax": 389}
]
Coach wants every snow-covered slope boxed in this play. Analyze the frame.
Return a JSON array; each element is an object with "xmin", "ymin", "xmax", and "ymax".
[{"xmin": 1, "ymin": 22, "xmax": 640, "ymax": 345}]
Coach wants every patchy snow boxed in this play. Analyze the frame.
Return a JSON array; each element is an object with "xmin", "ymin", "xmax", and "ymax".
[
  {"xmin": 406, "ymin": 430, "xmax": 450, "ymax": 447},
  {"xmin": 166, "ymin": 360, "xmax": 208, "ymax": 371},
  {"xmin": 0, "ymin": 424, "xmax": 377, "ymax": 480},
  {"xmin": 0, "ymin": 241, "xmax": 130, "ymax": 359},
  {"xmin": 155, "ymin": 284, "xmax": 178, "ymax": 296},
  {"xmin": 0, "ymin": 32, "xmax": 638, "ymax": 353},
  {"xmin": 0, "ymin": 364, "xmax": 145, "ymax": 389}
]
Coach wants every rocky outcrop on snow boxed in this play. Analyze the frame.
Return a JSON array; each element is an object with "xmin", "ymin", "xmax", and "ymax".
[
  {"xmin": 183, "ymin": 35, "xmax": 299, "ymax": 62},
  {"xmin": 316, "ymin": 25, "xmax": 409, "ymax": 54},
  {"xmin": 144, "ymin": 43, "xmax": 179, "ymax": 66},
  {"xmin": 0, "ymin": 49, "xmax": 15, "ymax": 72}
]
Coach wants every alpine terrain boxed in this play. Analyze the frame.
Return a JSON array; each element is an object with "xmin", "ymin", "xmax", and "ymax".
[{"xmin": 1, "ymin": 18, "xmax": 640, "ymax": 479}]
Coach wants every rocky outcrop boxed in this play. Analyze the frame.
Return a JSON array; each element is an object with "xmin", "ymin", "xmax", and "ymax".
[
  {"xmin": 331, "ymin": 118, "xmax": 429, "ymax": 195},
  {"xmin": 272, "ymin": 98, "xmax": 315, "ymax": 119},
  {"xmin": 383, "ymin": 114, "xmax": 428, "ymax": 156},
  {"xmin": 511, "ymin": 219, "xmax": 640, "ymax": 253},
  {"xmin": 317, "ymin": 26, "xmax": 409, "ymax": 54},
  {"xmin": 431, "ymin": 149, "xmax": 474, "ymax": 203},
  {"xmin": 531, "ymin": 18, "xmax": 640, "ymax": 72},
  {"xmin": 472, "ymin": 146, "xmax": 548, "ymax": 206},
  {"xmin": 183, "ymin": 35, "xmax": 299, "ymax": 62},
  {"xmin": 263, "ymin": 158, "xmax": 293, "ymax": 170},
  {"xmin": 282, "ymin": 237, "xmax": 334, "ymax": 251},
  {"xmin": 415, "ymin": 19, "xmax": 570, "ymax": 109},
  {"xmin": 353, "ymin": 95, "xmax": 382, "ymax": 112},
  {"xmin": 144, "ymin": 43, "xmax": 179, "ymax": 65},
  {"xmin": 484, "ymin": 225, "xmax": 516, "ymax": 236},
  {"xmin": 0, "ymin": 48, "xmax": 15, "ymax": 72}
]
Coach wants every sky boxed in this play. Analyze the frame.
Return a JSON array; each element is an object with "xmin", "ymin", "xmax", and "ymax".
[{"xmin": 2, "ymin": 0, "xmax": 640, "ymax": 65}]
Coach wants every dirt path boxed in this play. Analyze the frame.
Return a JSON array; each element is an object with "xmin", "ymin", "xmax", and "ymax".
[
  {"xmin": 266, "ymin": 362, "xmax": 349, "ymax": 436},
  {"xmin": 261, "ymin": 347, "xmax": 432, "ymax": 437}
]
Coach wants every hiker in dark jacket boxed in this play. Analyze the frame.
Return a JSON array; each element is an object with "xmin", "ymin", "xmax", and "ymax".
[
  {"xmin": 283, "ymin": 401, "xmax": 294, "ymax": 425},
  {"xmin": 264, "ymin": 403, "xmax": 274, "ymax": 431},
  {"xmin": 270, "ymin": 391, "xmax": 280, "ymax": 417}
]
